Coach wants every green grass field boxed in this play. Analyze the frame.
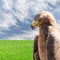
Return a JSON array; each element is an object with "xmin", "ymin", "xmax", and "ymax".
[{"xmin": 0, "ymin": 40, "xmax": 33, "ymax": 60}]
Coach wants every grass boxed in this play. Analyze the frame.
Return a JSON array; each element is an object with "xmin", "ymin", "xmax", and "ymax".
[{"xmin": 0, "ymin": 40, "xmax": 33, "ymax": 60}]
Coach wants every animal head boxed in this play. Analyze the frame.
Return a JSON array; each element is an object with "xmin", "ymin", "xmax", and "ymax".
[{"xmin": 31, "ymin": 11, "xmax": 56, "ymax": 29}]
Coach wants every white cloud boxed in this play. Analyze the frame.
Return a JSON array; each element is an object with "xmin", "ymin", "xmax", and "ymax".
[
  {"xmin": 0, "ymin": 12, "xmax": 17, "ymax": 30},
  {"xmin": 0, "ymin": 0, "xmax": 60, "ymax": 40},
  {"xmin": 7, "ymin": 30, "xmax": 39, "ymax": 40},
  {"xmin": 12, "ymin": 0, "xmax": 28, "ymax": 21},
  {"xmin": 0, "ymin": 0, "xmax": 59, "ymax": 29},
  {"xmin": 3, "ymin": 0, "xmax": 13, "ymax": 10},
  {"xmin": 46, "ymin": 0, "xmax": 58, "ymax": 5}
]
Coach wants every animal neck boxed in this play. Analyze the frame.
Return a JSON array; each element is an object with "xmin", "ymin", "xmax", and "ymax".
[
  {"xmin": 39, "ymin": 19, "xmax": 58, "ymax": 41},
  {"xmin": 39, "ymin": 24, "xmax": 57, "ymax": 41},
  {"xmin": 39, "ymin": 24, "xmax": 49, "ymax": 41},
  {"xmin": 38, "ymin": 24, "xmax": 51, "ymax": 60}
]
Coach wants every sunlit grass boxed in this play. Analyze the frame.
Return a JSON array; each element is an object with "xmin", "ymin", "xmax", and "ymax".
[{"xmin": 0, "ymin": 40, "xmax": 33, "ymax": 60}]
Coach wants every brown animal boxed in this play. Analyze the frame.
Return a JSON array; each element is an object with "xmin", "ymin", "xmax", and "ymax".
[
  {"xmin": 33, "ymin": 35, "xmax": 40, "ymax": 60},
  {"xmin": 31, "ymin": 11, "xmax": 60, "ymax": 60}
]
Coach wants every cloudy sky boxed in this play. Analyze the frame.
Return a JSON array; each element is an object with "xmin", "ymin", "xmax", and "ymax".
[{"xmin": 0, "ymin": 0, "xmax": 60, "ymax": 40}]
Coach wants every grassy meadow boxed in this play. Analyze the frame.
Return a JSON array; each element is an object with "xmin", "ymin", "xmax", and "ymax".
[{"xmin": 0, "ymin": 40, "xmax": 33, "ymax": 60}]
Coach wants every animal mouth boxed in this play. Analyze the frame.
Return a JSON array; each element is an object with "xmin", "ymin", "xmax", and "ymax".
[
  {"xmin": 31, "ymin": 25, "xmax": 35, "ymax": 29},
  {"xmin": 31, "ymin": 20, "xmax": 40, "ymax": 29}
]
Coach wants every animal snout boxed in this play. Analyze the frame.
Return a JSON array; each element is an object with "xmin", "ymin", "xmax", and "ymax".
[{"xmin": 31, "ymin": 25, "xmax": 35, "ymax": 29}]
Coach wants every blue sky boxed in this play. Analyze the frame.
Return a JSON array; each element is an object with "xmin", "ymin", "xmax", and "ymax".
[{"xmin": 0, "ymin": 0, "xmax": 60, "ymax": 40}]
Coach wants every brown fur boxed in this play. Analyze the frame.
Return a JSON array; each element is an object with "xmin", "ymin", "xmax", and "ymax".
[
  {"xmin": 31, "ymin": 11, "xmax": 60, "ymax": 60},
  {"xmin": 33, "ymin": 35, "xmax": 40, "ymax": 60}
]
